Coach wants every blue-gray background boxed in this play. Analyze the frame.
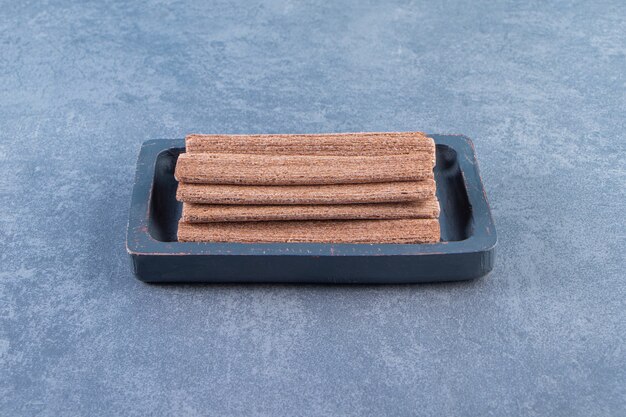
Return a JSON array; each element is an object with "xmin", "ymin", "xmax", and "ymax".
[{"xmin": 1, "ymin": 1, "xmax": 625, "ymax": 415}]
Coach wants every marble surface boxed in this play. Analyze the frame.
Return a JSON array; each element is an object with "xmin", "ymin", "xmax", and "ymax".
[{"xmin": 1, "ymin": 1, "xmax": 625, "ymax": 415}]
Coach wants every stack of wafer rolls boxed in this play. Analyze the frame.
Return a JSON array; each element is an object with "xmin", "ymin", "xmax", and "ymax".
[{"xmin": 174, "ymin": 132, "xmax": 440, "ymax": 243}]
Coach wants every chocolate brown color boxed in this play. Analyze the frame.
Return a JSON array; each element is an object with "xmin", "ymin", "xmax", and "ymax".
[
  {"xmin": 174, "ymin": 153, "xmax": 435, "ymax": 185},
  {"xmin": 176, "ymin": 180, "xmax": 436, "ymax": 205},
  {"xmin": 177, "ymin": 219, "xmax": 441, "ymax": 243},
  {"xmin": 181, "ymin": 199, "xmax": 440, "ymax": 222},
  {"xmin": 186, "ymin": 132, "xmax": 434, "ymax": 156}
]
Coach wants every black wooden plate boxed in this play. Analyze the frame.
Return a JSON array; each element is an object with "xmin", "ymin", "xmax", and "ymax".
[{"xmin": 126, "ymin": 135, "xmax": 496, "ymax": 283}]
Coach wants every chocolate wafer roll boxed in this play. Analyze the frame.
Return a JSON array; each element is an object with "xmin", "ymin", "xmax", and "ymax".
[
  {"xmin": 178, "ymin": 219, "xmax": 440, "ymax": 243},
  {"xmin": 174, "ymin": 153, "xmax": 435, "ymax": 185},
  {"xmin": 181, "ymin": 199, "xmax": 439, "ymax": 223},
  {"xmin": 176, "ymin": 180, "xmax": 436, "ymax": 205},
  {"xmin": 186, "ymin": 132, "xmax": 435, "ymax": 156}
]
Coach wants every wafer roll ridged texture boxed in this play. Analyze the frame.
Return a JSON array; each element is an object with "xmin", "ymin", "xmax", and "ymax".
[
  {"xmin": 182, "ymin": 199, "xmax": 439, "ymax": 223},
  {"xmin": 176, "ymin": 180, "xmax": 436, "ymax": 205},
  {"xmin": 177, "ymin": 219, "xmax": 440, "ymax": 243},
  {"xmin": 174, "ymin": 153, "xmax": 434, "ymax": 185},
  {"xmin": 186, "ymin": 132, "xmax": 435, "ymax": 156}
]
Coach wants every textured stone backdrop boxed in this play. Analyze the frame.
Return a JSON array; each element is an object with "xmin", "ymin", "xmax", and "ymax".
[{"xmin": 1, "ymin": 1, "xmax": 625, "ymax": 415}]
